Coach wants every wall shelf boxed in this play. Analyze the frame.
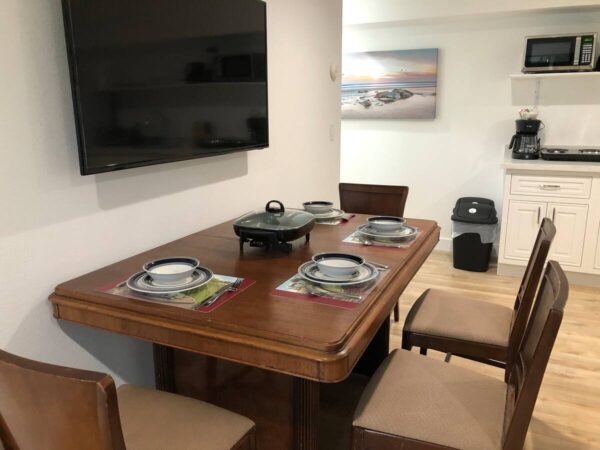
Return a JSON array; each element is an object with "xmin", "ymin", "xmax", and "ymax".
[
  {"xmin": 510, "ymin": 71, "xmax": 600, "ymax": 106},
  {"xmin": 510, "ymin": 72, "xmax": 600, "ymax": 80}
]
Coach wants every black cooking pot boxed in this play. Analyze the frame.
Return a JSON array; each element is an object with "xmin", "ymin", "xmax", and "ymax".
[{"xmin": 233, "ymin": 200, "xmax": 315, "ymax": 252}]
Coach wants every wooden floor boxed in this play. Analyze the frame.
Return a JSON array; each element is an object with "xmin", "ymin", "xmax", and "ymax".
[{"xmin": 389, "ymin": 251, "xmax": 600, "ymax": 450}]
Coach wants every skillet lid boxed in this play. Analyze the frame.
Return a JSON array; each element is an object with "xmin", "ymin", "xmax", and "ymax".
[{"xmin": 234, "ymin": 200, "xmax": 315, "ymax": 231}]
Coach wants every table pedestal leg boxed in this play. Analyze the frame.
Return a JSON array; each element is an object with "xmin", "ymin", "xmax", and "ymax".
[
  {"xmin": 293, "ymin": 378, "xmax": 320, "ymax": 450},
  {"xmin": 153, "ymin": 343, "xmax": 175, "ymax": 392},
  {"xmin": 352, "ymin": 318, "xmax": 390, "ymax": 377}
]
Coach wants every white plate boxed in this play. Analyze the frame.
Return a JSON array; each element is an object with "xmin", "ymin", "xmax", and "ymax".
[
  {"xmin": 313, "ymin": 208, "xmax": 346, "ymax": 221},
  {"xmin": 143, "ymin": 256, "xmax": 199, "ymax": 285},
  {"xmin": 126, "ymin": 267, "xmax": 213, "ymax": 295},
  {"xmin": 356, "ymin": 224, "xmax": 418, "ymax": 242},
  {"xmin": 298, "ymin": 261, "xmax": 378, "ymax": 286},
  {"xmin": 312, "ymin": 252, "xmax": 364, "ymax": 277},
  {"xmin": 367, "ymin": 216, "xmax": 406, "ymax": 232}
]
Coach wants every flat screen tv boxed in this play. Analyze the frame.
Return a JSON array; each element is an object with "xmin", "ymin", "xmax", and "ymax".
[{"xmin": 62, "ymin": 0, "xmax": 268, "ymax": 175}]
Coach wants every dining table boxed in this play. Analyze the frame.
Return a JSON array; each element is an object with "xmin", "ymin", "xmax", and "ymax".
[{"xmin": 49, "ymin": 213, "xmax": 439, "ymax": 450}]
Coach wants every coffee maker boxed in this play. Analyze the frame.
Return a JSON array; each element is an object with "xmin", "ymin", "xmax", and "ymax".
[{"xmin": 509, "ymin": 119, "xmax": 542, "ymax": 160}]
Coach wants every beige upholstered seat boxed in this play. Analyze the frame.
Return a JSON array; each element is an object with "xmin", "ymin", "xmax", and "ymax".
[
  {"xmin": 404, "ymin": 289, "xmax": 513, "ymax": 347},
  {"xmin": 117, "ymin": 384, "xmax": 255, "ymax": 450},
  {"xmin": 353, "ymin": 349, "xmax": 506, "ymax": 450}
]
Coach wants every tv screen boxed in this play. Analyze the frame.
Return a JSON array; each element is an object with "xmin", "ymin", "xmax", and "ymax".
[{"xmin": 62, "ymin": 0, "xmax": 268, "ymax": 175}]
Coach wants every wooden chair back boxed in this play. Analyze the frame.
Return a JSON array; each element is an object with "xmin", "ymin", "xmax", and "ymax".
[
  {"xmin": 339, "ymin": 183, "xmax": 409, "ymax": 216},
  {"xmin": 506, "ymin": 218, "xmax": 556, "ymax": 371},
  {"xmin": 0, "ymin": 350, "xmax": 126, "ymax": 450},
  {"xmin": 503, "ymin": 261, "xmax": 568, "ymax": 450}
]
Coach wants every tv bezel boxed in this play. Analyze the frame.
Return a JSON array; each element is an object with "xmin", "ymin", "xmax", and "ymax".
[{"xmin": 61, "ymin": 0, "xmax": 269, "ymax": 176}]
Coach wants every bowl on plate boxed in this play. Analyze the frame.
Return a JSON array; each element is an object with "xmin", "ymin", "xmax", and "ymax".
[
  {"xmin": 303, "ymin": 201, "xmax": 334, "ymax": 214},
  {"xmin": 367, "ymin": 216, "xmax": 406, "ymax": 232},
  {"xmin": 312, "ymin": 252, "xmax": 365, "ymax": 277},
  {"xmin": 143, "ymin": 256, "xmax": 200, "ymax": 285}
]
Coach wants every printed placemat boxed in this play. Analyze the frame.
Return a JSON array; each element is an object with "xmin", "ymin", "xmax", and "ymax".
[
  {"xmin": 98, "ymin": 275, "xmax": 254, "ymax": 313},
  {"xmin": 342, "ymin": 230, "xmax": 420, "ymax": 249},
  {"xmin": 273, "ymin": 274, "xmax": 380, "ymax": 309}
]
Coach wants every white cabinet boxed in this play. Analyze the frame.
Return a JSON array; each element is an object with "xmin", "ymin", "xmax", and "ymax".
[
  {"xmin": 499, "ymin": 148, "xmax": 600, "ymax": 281},
  {"xmin": 504, "ymin": 200, "xmax": 547, "ymax": 261},
  {"xmin": 546, "ymin": 203, "xmax": 588, "ymax": 267},
  {"xmin": 503, "ymin": 200, "xmax": 588, "ymax": 267}
]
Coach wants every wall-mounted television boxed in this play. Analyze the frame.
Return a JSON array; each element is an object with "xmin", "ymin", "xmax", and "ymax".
[{"xmin": 62, "ymin": 0, "xmax": 268, "ymax": 175}]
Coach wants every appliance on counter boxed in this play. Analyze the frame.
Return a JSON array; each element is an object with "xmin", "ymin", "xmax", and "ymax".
[
  {"xmin": 541, "ymin": 147, "xmax": 600, "ymax": 162},
  {"xmin": 522, "ymin": 33, "xmax": 597, "ymax": 73},
  {"xmin": 509, "ymin": 119, "xmax": 542, "ymax": 160}
]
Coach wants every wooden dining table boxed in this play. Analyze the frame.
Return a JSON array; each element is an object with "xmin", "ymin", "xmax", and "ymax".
[{"xmin": 50, "ymin": 214, "xmax": 439, "ymax": 450}]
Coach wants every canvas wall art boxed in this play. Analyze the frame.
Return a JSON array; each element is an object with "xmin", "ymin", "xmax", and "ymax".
[{"xmin": 341, "ymin": 48, "xmax": 438, "ymax": 119}]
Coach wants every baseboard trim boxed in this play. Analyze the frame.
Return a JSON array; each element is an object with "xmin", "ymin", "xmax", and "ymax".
[
  {"xmin": 498, "ymin": 263, "xmax": 600, "ymax": 287},
  {"xmin": 435, "ymin": 237, "xmax": 452, "ymax": 252}
]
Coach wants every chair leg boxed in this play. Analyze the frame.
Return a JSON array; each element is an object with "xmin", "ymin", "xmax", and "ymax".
[
  {"xmin": 444, "ymin": 352, "xmax": 452, "ymax": 363},
  {"xmin": 393, "ymin": 303, "xmax": 400, "ymax": 322},
  {"xmin": 401, "ymin": 331, "xmax": 412, "ymax": 351},
  {"xmin": 420, "ymin": 347, "xmax": 428, "ymax": 356}
]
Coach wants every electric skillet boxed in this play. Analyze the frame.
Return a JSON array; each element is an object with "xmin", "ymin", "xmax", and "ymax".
[{"xmin": 233, "ymin": 200, "xmax": 315, "ymax": 252}]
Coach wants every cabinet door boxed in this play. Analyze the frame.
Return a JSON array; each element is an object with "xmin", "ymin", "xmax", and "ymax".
[
  {"xmin": 504, "ymin": 200, "xmax": 547, "ymax": 261},
  {"xmin": 547, "ymin": 203, "xmax": 588, "ymax": 267}
]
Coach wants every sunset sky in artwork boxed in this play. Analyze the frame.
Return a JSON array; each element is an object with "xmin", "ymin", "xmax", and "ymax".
[{"xmin": 342, "ymin": 49, "xmax": 438, "ymax": 85}]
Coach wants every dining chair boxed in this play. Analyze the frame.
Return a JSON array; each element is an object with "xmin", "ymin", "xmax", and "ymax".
[
  {"xmin": 402, "ymin": 218, "xmax": 555, "ymax": 374},
  {"xmin": 0, "ymin": 350, "xmax": 256, "ymax": 450},
  {"xmin": 339, "ymin": 182, "xmax": 410, "ymax": 322},
  {"xmin": 352, "ymin": 260, "xmax": 568, "ymax": 450}
]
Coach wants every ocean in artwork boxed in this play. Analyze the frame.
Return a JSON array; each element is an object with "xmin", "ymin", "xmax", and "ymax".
[{"xmin": 341, "ymin": 48, "xmax": 438, "ymax": 119}]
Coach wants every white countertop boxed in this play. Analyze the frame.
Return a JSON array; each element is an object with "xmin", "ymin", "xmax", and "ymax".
[{"xmin": 502, "ymin": 147, "xmax": 600, "ymax": 174}]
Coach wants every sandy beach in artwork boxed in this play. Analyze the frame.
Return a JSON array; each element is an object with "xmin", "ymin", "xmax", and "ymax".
[{"xmin": 341, "ymin": 86, "xmax": 436, "ymax": 119}]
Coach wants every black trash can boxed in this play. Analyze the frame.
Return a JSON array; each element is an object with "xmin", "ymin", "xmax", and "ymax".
[{"xmin": 451, "ymin": 197, "xmax": 498, "ymax": 272}]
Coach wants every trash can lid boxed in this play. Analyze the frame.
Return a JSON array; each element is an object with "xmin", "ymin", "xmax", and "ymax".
[{"xmin": 452, "ymin": 197, "xmax": 498, "ymax": 224}]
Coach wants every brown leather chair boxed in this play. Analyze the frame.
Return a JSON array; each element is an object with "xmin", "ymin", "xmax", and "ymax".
[
  {"xmin": 352, "ymin": 260, "xmax": 568, "ymax": 450},
  {"xmin": 402, "ymin": 218, "xmax": 555, "ymax": 373},
  {"xmin": 0, "ymin": 351, "xmax": 255, "ymax": 450},
  {"xmin": 339, "ymin": 183, "xmax": 410, "ymax": 322}
]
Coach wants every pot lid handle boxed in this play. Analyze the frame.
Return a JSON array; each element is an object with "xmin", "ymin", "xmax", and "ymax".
[{"xmin": 265, "ymin": 200, "xmax": 285, "ymax": 214}]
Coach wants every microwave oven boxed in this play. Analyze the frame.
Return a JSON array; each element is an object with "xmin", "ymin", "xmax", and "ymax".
[{"xmin": 522, "ymin": 33, "xmax": 597, "ymax": 73}]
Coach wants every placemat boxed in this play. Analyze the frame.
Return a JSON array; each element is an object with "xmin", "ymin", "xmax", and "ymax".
[
  {"xmin": 98, "ymin": 275, "xmax": 254, "ymax": 313},
  {"xmin": 273, "ymin": 274, "xmax": 380, "ymax": 309}
]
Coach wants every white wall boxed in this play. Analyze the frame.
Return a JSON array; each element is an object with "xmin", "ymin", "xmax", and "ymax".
[
  {"xmin": 0, "ymin": 0, "xmax": 342, "ymax": 385},
  {"xmin": 344, "ymin": 0, "xmax": 600, "ymax": 26},
  {"xmin": 341, "ymin": 7, "xmax": 600, "ymax": 250}
]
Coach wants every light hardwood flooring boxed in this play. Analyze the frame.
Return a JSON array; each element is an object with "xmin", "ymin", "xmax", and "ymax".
[{"xmin": 391, "ymin": 251, "xmax": 600, "ymax": 450}]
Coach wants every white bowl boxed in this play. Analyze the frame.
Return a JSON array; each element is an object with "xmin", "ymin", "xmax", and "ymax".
[
  {"xmin": 367, "ymin": 216, "xmax": 406, "ymax": 232},
  {"xmin": 303, "ymin": 201, "xmax": 334, "ymax": 214},
  {"xmin": 143, "ymin": 257, "xmax": 199, "ymax": 285},
  {"xmin": 312, "ymin": 252, "xmax": 364, "ymax": 277}
]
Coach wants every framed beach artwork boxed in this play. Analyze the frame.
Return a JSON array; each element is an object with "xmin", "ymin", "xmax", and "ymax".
[{"xmin": 341, "ymin": 48, "xmax": 438, "ymax": 119}]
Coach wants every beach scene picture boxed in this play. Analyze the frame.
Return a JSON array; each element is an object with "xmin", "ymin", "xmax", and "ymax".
[{"xmin": 341, "ymin": 48, "xmax": 438, "ymax": 119}]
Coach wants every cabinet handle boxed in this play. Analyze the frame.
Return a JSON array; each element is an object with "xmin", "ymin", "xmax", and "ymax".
[
  {"xmin": 539, "ymin": 184, "xmax": 561, "ymax": 191},
  {"xmin": 537, "ymin": 206, "xmax": 541, "ymax": 224},
  {"xmin": 551, "ymin": 208, "xmax": 556, "ymax": 222}
]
